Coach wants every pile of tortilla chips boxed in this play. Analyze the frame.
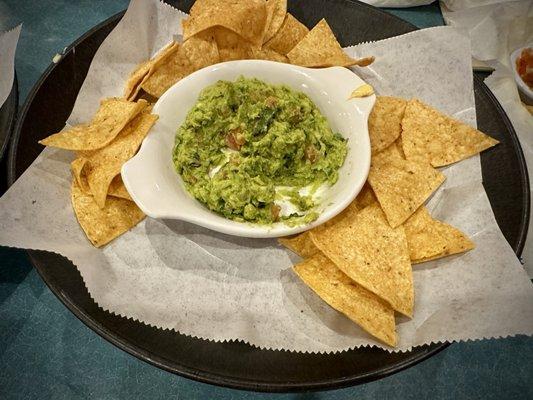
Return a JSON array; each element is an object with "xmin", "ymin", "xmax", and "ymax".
[
  {"xmin": 39, "ymin": 0, "xmax": 374, "ymax": 248},
  {"xmin": 39, "ymin": 98, "xmax": 158, "ymax": 247},
  {"xmin": 123, "ymin": 0, "xmax": 374, "ymax": 102},
  {"xmin": 280, "ymin": 96, "xmax": 499, "ymax": 347}
]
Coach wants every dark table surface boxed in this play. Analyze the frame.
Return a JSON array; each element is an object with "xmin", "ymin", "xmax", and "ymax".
[{"xmin": 1, "ymin": 1, "xmax": 532, "ymax": 399}]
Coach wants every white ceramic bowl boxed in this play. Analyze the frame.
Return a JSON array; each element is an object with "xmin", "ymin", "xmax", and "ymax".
[
  {"xmin": 510, "ymin": 46, "xmax": 533, "ymax": 105},
  {"xmin": 122, "ymin": 60, "xmax": 374, "ymax": 238}
]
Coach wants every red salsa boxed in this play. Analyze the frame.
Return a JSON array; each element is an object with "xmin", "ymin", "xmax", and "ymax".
[{"xmin": 516, "ymin": 48, "xmax": 533, "ymax": 89}]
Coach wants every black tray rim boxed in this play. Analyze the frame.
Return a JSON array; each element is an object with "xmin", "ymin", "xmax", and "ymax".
[
  {"xmin": 475, "ymin": 73, "xmax": 530, "ymax": 256},
  {"xmin": 0, "ymin": 74, "xmax": 18, "ymax": 162},
  {"xmin": 5, "ymin": 2, "xmax": 530, "ymax": 392}
]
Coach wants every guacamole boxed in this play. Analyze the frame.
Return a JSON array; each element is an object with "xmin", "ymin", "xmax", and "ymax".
[{"xmin": 173, "ymin": 77, "xmax": 347, "ymax": 225}]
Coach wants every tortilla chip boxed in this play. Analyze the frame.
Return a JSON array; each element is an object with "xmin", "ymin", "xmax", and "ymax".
[
  {"xmin": 401, "ymin": 99, "xmax": 499, "ymax": 167},
  {"xmin": 71, "ymin": 157, "xmax": 90, "ymax": 193},
  {"xmin": 354, "ymin": 183, "xmax": 377, "ymax": 210},
  {"xmin": 381, "ymin": 142, "xmax": 404, "ymax": 159},
  {"xmin": 279, "ymin": 232, "xmax": 319, "ymax": 258},
  {"xmin": 39, "ymin": 98, "xmax": 148, "ymax": 151},
  {"xmin": 124, "ymin": 42, "xmax": 179, "ymax": 101},
  {"xmin": 148, "ymin": 41, "xmax": 180, "ymax": 65},
  {"xmin": 395, "ymin": 136, "xmax": 406, "ymax": 159},
  {"xmin": 294, "ymin": 253, "xmax": 396, "ymax": 346},
  {"xmin": 323, "ymin": 199, "xmax": 360, "ymax": 231},
  {"xmin": 403, "ymin": 206, "xmax": 474, "ymax": 264},
  {"xmin": 263, "ymin": 0, "xmax": 287, "ymax": 43},
  {"xmin": 368, "ymin": 96, "xmax": 407, "ymax": 154},
  {"xmin": 107, "ymin": 175, "xmax": 132, "ymax": 201},
  {"xmin": 310, "ymin": 204, "xmax": 414, "ymax": 317},
  {"xmin": 182, "ymin": 30, "xmax": 220, "ymax": 71},
  {"xmin": 353, "ymin": 56, "xmax": 375, "ymax": 67},
  {"xmin": 84, "ymin": 110, "xmax": 158, "ymax": 208},
  {"xmin": 368, "ymin": 144, "xmax": 445, "ymax": 228},
  {"xmin": 251, "ymin": 47, "xmax": 288, "ymax": 63},
  {"xmin": 183, "ymin": 0, "xmax": 267, "ymax": 47},
  {"xmin": 306, "ymin": 185, "xmax": 372, "ymax": 234},
  {"xmin": 348, "ymin": 84, "xmax": 374, "ymax": 99},
  {"xmin": 299, "ymin": 199, "xmax": 362, "ymax": 254},
  {"xmin": 71, "ymin": 180, "xmax": 144, "ymax": 247},
  {"xmin": 141, "ymin": 44, "xmax": 193, "ymax": 98},
  {"xmin": 287, "ymin": 19, "xmax": 374, "ymax": 67},
  {"xmin": 264, "ymin": 13, "xmax": 308, "ymax": 55},
  {"xmin": 123, "ymin": 60, "xmax": 151, "ymax": 101},
  {"xmin": 214, "ymin": 27, "xmax": 255, "ymax": 61},
  {"xmin": 136, "ymin": 90, "xmax": 159, "ymax": 104}
]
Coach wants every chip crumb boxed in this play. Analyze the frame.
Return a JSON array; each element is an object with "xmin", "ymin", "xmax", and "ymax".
[{"xmin": 348, "ymin": 84, "xmax": 374, "ymax": 99}]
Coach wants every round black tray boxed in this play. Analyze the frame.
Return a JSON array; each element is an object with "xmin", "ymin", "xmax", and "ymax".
[{"xmin": 6, "ymin": 0, "xmax": 529, "ymax": 392}]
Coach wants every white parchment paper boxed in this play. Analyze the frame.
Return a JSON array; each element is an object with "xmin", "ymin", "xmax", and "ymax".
[
  {"xmin": 0, "ymin": 0, "xmax": 532, "ymax": 352},
  {"xmin": 0, "ymin": 24, "xmax": 21, "ymax": 108}
]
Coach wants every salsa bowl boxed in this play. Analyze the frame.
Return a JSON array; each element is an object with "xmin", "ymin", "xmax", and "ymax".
[{"xmin": 122, "ymin": 60, "xmax": 374, "ymax": 238}]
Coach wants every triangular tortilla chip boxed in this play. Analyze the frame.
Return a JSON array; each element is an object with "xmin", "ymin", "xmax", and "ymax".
[
  {"xmin": 310, "ymin": 204, "xmax": 414, "ymax": 317},
  {"xmin": 251, "ymin": 47, "xmax": 288, "ymax": 63},
  {"xmin": 141, "ymin": 44, "xmax": 193, "ymax": 98},
  {"xmin": 71, "ymin": 157, "xmax": 90, "ymax": 193},
  {"xmin": 394, "ymin": 136, "xmax": 406, "ymax": 158},
  {"xmin": 322, "ymin": 199, "xmax": 360, "ymax": 231},
  {"xmin": 368, "ymin": 96, "xmax": 407, "ymax": 154},
  {"xmin": 279, "ymin": 232, "xmax": 319, "ymax": 258},
  {"xmin": 182, "ymin": 30, "xmax": 220, "ymax": 71},
  {"xmin": 287, "ymin": 19, "xmax": 374, "ymax": 67},
  {"xmin": 183, "ymin": 0, "xmax": 267, "ymax": 46},
  {"xmin": 403, "ymin": 206, "xmax": 474, "ymax": 264},
  {"xmin": 263, "ymin": 0, "xmax": 287, "ymax": 43},
  {"xmin": 354, "ymin": 183, "xmax": 377, "ymax": 210},
  {"xmin": 293, "ymin": 189, "xmax": 372, "ymax": 256},
  {"xmin": 293, "ymin": 253, "xmax": 396, "ymax": 346},
  {"xmin": 123, "ymin": 60, "xmax": 151, "ymax": 101},
  {"xmin": 84, "ymin": 110, "xmax": 158, "ymax": 208},
  {"xmin": 265, "ymin": 13, "xmax": 308, "ymax": 55},
  {"xmin": 401, "ymin": 99, "xmax": 499, "ymax": 167},
  {"xmin": 39, "ymin": 98, "xmax": 148, "ymax": 151},
  {"xmin": 107, "ymin": 175, "xmax": 132, "ymax": 201},
  {"xmin": 71, "ymin": 180, "xmax": 145, "ymax": 247},
  {"xmin": 124, "ymin": 41, "xmax": 179, "ymax": 101},
  {"xmin": 368, "ymin": 143, "xmax": 445, "ymax": 228},
  {"xmin": 213, "ymin": 27, "xmax": 255, "ymax": 61}
]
